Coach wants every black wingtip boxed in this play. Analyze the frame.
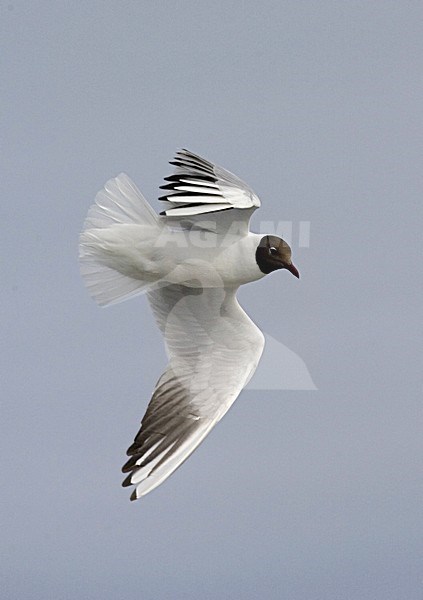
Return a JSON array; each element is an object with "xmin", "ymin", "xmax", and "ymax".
[
  {"xmin": 122, "ymin": 473, "xmax": 133, "ymax": 488},
  {"xmin": 122, "ymin": 455, "xmax": 139, "ymax": 473},
  {"xmin": 130, "ymin": 490, "xmax": 138, "ymax": 502},
  {"xmin": 126, "ymin": 443, "xmax": 138, "ymax": 456}
]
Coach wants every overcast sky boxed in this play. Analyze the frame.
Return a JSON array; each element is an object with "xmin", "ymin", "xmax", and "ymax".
[{"xmin": 2, "ymin": 2, "xmax": 423, "ymax": 599}]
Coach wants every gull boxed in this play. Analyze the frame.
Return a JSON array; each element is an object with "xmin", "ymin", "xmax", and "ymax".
[{"xmin": 79, "ymin": 149, "xmax": 299, "ymax": 500}]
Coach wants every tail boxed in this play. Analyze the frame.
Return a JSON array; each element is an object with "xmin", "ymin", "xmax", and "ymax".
[{"xmin": 79, "ymin": 173, "xmax": 162, "ymax": 307}]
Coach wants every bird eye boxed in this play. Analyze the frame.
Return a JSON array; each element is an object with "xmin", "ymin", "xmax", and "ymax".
[{"xmin": 269, "ymin": 247, "xmax": 277, "ymax": 255}]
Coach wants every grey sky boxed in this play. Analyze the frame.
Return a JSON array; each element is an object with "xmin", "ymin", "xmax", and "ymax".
[{"xmin": 2, "ymin": 2, "xmax": 422, "ymax": 599}]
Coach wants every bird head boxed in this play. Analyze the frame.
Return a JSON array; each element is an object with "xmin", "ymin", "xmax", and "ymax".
[{"xmin": 255, "ymin": 235, "xmax": 300, "ymax": 278}]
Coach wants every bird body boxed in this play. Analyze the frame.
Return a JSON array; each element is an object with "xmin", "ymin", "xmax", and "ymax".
[
  {"xmin": 83, "ymin": 223, "xmax": 266, "ymax": 290},
  {"xmin": 79, "ymin": 149, "xmax": 299, "ymax": 500}
]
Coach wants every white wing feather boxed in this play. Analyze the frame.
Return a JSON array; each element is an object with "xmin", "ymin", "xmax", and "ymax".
[
  {"xmin": 122, "ymin": 284, "xmax": 264, "ymax": 499},
  {"xmin": 159, "ymin": 149, "xmax": 261, "ymax": 217}
]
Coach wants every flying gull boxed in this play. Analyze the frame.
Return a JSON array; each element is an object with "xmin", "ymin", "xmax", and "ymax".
[{"xmin": 79, "ymin": 149, "xmax": 299, "ymax": 500}]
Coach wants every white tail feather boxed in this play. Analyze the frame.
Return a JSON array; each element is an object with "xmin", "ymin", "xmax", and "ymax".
[
  {"xmin": 80, "ymin": 174, "xmax": 161, "ymax": 306},
  {"xmin": 83, "ymin": 173, "xmax": 159, "ymax": 229}
]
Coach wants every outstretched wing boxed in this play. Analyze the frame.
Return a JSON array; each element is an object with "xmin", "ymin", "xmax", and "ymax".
[
  {"xmin": 159, "ymin": 149, "xmax": 261, "ymax": 220},
  {"xmin": 122, "ymin": 284, "xmax": 264, "ymax": 500}
]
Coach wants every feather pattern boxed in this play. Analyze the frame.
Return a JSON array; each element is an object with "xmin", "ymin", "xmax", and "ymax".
[
  {"xmin": 121, "ymin": 284, "xmax": 265, "ymax": 499},
  {"xmin": 159, "ymin": 149, "xmax": 261, "ymax": 217}
]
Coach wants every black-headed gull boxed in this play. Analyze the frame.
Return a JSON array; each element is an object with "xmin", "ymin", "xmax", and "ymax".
[{"xmin": 80, "ymin": 149, "xmax": 299, "ymax": 500}]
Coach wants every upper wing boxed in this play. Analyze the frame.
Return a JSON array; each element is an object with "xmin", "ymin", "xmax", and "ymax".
[
  {"xmin": 122, "ymin": 284, "xmax": 265, "ymax": 500},
  {"xmin": 158, "ymin": 149, "xmax": 261, "ymax": 233}
]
